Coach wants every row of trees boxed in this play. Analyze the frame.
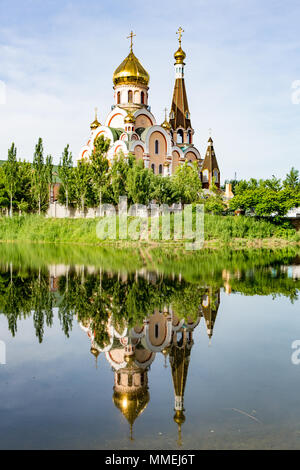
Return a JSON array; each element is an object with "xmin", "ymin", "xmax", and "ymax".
[
  {"xmin": 228, "ymin": 169, "xmax": 300, "ymax": 219},
  {"xmin": 57, "ymin": 135, "xmax": 204, "ymax": 213},
  {"xmin": 0, "ymin": 134, "xmax": 299, "ymax": 218},
  {"xmin": 0, "ymin": 138, "xmax": 53, "ymax": 215}
]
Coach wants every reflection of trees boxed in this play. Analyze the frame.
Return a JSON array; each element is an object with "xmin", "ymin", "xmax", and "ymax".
[
  {"xmin": 0, "ymin": 255, "xmax": 299, "ymax": 341},
  {"xmin": 0, "ymin": 267, "xmax": 55, "ymax": 342}
]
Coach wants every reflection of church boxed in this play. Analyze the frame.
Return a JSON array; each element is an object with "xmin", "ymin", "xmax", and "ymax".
[{"xmin": 79, "ymin": 287, "xmax": 220, "ymax": 444}]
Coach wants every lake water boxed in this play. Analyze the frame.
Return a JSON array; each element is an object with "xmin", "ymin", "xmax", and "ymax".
[{"xmin": 0, "ymin": 244, "xmax": 299, "ymax": 450}]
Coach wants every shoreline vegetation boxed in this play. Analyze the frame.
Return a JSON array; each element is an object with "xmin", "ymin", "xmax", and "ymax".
[{"xmin": 0, "ymin": 213, "xmax": 299, "ymax": 247}]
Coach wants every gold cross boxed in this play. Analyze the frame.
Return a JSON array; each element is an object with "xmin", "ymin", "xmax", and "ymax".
[
  {"xmin": 208, "ymin": 127, "xmax": 212, "ymax": 136},
  {"xmin": 164, "ymin": 107, "xmax": 168, "ymax": 121},
  {"xmin": 176, "ymin": 27, "xmax": 184, "ymax": 46},
  {"xmin": 95, "ymin": 107, "xmax": 98, "ymax": 120},
  {"xmin": 127, "ymin": 31, "xmax": 136, "ymax": 51}
]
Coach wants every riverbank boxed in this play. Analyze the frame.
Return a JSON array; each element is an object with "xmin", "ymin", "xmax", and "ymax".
[{"xmin": 0, "ymin": 214, "xmax": 299, "ymax": 246}]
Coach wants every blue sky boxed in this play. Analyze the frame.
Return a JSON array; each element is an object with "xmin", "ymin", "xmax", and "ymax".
[{"xmin": 0, "ymin": 0, "xmax": 300, "ymax": 181}]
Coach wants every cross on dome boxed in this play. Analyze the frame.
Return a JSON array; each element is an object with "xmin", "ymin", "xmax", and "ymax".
[{"xmin": 127, "ymin": 31, "xmax": 136, "ymax": 51}]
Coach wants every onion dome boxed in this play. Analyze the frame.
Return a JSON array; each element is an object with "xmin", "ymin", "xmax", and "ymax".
[
  {"xmin": 161, "ymin": 120, "xmax": 172, "ymax": 131},
  {"xmin": 113, "ymin": 51, "xmax": 149, "ymax": 87},
  {"xmin": 124, "ymin": 111, "xmax": 136, "ymax": 124},
  {"xmin": 174, "ymin": 46, "xmax": 186, "ymax": 65},
  {"xmin": 161, "ymin": 108, "xmax": 172, "ymax": 131},
  {"xmin": 90, "ymin": 108, "xmax": 101, "ymax": 130}
]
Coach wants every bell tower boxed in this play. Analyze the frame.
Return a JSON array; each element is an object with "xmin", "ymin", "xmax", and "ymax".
[{"xmin": 169, "ymin": 27, "xmax": 194, "ymax": 147}]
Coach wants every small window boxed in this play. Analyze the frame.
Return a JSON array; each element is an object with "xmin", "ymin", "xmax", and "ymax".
[
  {"xmin": 151, "ymin": 163, "xmax": 155, "ymax": 173},
  {"xmin": 141, "ymin": 91, "xmax": 145, "ymax": 104},
  {"xmin": 154, "ymin": 323, "xmax": 159, "ymax": 338},
  {"xmin": 159, "ymin": 164, "xmax": 163, "ymax": 175},
  {"xmin": 155, "ymin": 139, "xmax": 159, "ymax": 154},
  {"xmin": 177, "ymin": 129, "xmax": 184, "ymax": 144},
  {"xmin": 214, "ymin": 169, "xmax": 219, "ymax": 183},
  {"xmin": 117, "ymin": 91, "xmax": 121, "ymax": 104},
  {"xmin": 128, "ymin": 90, "xmax": 133, "ymax": 103},
  {"xmin": 187, "ymin": 130, "xmax": 192, "ymax": 144},
  {"xmin": 128, "ymin": 375, "xmax": 133, "ymax": 386},
  {"xmin": 117, "ymin": 373, "xmax": 121, "ymax": 385}
]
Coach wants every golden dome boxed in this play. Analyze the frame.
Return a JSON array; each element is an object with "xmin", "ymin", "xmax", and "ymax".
[
  {"xmin": 161, "ymin": 119, "xmax": 171, "ymax": 131},
  {"xmin": 174, "ymin": 46, "xmax": 186, "ymax": 65},
  {"xmin": 124, "ymin": 111, "xmax": 136, "ymax": 124},
  {"xmin": 90, "ymin": 108, "xmax": 101, "ymax": 130},
  {"xmin": 113, "ymin": 51, "xmax": 150, "ymax": 87}
]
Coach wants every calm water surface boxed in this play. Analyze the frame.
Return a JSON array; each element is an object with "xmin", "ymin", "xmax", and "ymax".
[{"xmin": 0, "ymin": 244, "xmax": 299, "ymax": 449}]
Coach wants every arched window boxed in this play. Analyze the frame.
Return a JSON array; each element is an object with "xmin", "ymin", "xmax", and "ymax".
[
  {"xmin": 128, "ymin": 90, "xmax": 133, "ymax": 103},
  {"xmin": 187, "ymin": 130, "xmax": 192, "ymax": 144},
  {"xmin": 155, "ymin": 139, "xmax": 159, "ymax": 154},
  {"xmin": 117, "ymin": 374, "xmax": 121, "ymax": 385},
  {"xmin": 151, "ymin": 163, "xmax": 155, "ymax": 173},
  {"xmin": 154, "ymin": 323, "xmax": 159, "ymax": 339},
  {"xmin": 213, "ymin": 169, "xmax": 219, "ymax": 183},
  {"xmin": 159, "ymin": 164, "xmax": 163, "ymax": 175},
  {"xmin": 202, "ymin": 169, "xmax": 209, "ymax": 183},
  {"xmin": 128, "ymin": 374, "xmax": 133, "ymax": 387},
  {"xmin": 117, "ymin": 91, "xmax": 121, "ymax": 104},
  {"xmin": 177, "ymin": 129, "xmax": 184, "ymax": 144},
  {"xmin": 141, "ymin": 91, "xmax": 145, "ymax": 104}
]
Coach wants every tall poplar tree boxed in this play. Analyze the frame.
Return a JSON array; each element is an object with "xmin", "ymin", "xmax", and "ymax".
[
  {"xmin": 4, "ymin": 143, "xmax": 18, "ymax": 217},
  {"xmin": 58, "ymin": 145, "xmax": 73, "ymax": 211},
  {"xmin": 90, "ymin": 135, "xmax": 110, "ymax": 215}
]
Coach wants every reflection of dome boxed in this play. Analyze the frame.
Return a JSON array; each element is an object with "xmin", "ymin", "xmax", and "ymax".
[
  {"xmin": 113, "ymin": 389, "xmax": 150, "ymax": 439},
  {"xmin": 113, "ymin": 51, "xmax": 150, "ymax": 86},
  {"xmin": 90, "ymin": 347, "xmax": 100, "ymax": 358},
  {"xmin": 174, "ymin": 410, "xmax": 185, "ymax": 425},
  {"xmin": 174, "ymin": 47, "xmax": 186, "ymax": 64}
]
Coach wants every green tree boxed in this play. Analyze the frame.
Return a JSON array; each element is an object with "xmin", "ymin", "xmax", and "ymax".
[
  {"xmin": 109, "ymin": 152, "xmax": 135, "ymax": 205},
  {"xmin": 126, "ymin": 159, "xmax": 154, "ymax": 205},
  {"xmin": 151, "ymin": 175, "xmax": 178, "ymax": 205},
  {"xmin": 172, "ymin": 162, "xmax": 202, "ymax": 204},
  {"xmin": 74, "ymin": 158, "xmax": 91, "ymax": 215},
  {"xmin": 90, "ymin": 135, "xmax": 110, "ymax": 215},
  {"xmin": 58, "ymin": 144, "xmax": 73, "ymax": 211},
  {"xmin": 283, "ymin": 167, "xmax": 300, "ymax": 190},
  {"xmin": 3, "ymin": 143, "xmax": 18, "ymax": 217},
  {"xmin": 32, "ymin": 138, "xmax": 48, "ymax": 214}
]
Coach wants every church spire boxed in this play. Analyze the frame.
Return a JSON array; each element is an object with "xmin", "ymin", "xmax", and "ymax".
[
  {"xmin": 201, "ymin": 134, "xmax": 220, "ymax": 189},
  {"xmin": 170, "ymin": 28, "xmax": 192, "ymax": 143}
]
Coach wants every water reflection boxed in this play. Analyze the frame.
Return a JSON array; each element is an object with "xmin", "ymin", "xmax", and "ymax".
[
  {"xmin": 1, "ymin": 253, "xmax": 299, "ymax": 447},
  {"xmin": 78, "ymin": 286, "xmax": 220, "ymax": 444}
]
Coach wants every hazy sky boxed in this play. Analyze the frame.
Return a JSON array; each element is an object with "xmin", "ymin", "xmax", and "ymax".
[{"xmin": 0, "ymin": 0, "xmax": 300, "ymax": 181}]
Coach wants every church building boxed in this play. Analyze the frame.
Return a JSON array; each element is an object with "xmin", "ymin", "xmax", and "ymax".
[{"xmin": 79, "ymin": 28, "xmax": 220, "ymax": 187}]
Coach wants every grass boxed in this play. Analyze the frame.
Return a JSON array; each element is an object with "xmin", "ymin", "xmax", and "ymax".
[{"xmin": 0, "ymin": 213, "xmax": 298, "ymax": 245}]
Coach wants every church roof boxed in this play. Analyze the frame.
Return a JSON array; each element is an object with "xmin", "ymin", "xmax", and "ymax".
[
  {"xmin": 113, "ymin": 50, "xmax": 150, "ymax": 87},
  {"xmin": 202, "ymin": 137, "xmax": 220, "ymax": 172},
  {"xmin": 170, "ymin": 78, "xmax": 191, "ymax": 130}
]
